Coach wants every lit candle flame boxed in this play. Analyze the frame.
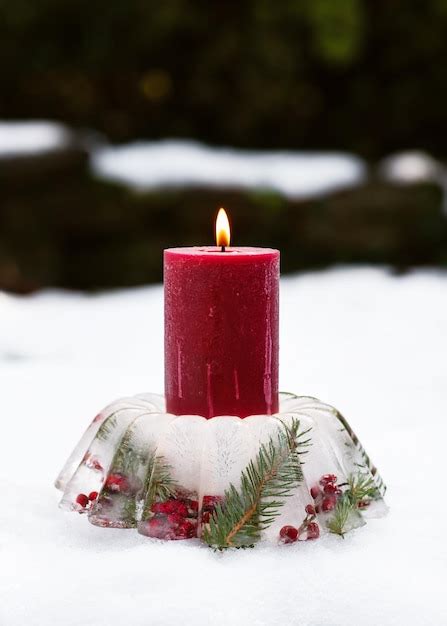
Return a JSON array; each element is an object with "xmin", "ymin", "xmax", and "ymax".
[{"xmin": 215, "ymin": 208, "xmax": 231, "ymax": 248}]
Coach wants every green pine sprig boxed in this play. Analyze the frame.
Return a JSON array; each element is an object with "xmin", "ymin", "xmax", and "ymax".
[
  {"xmin": 141, "ymin": 454, "xmax": 179, "ymax": 520},
  {"xmin": 326, "ymin": 492, "xmax": 353, "ymax": 537},
  {"xmin": 347, "ymin": 472, "xmax": 380, "ymax": 503},
  {"xmin": 327, "ymin": 472, "xmax": 380, "ymax": 537},
  {"xmin": 202, "ymin": 418, "xmax": 310, "ymax": 549},
  {"xmin": 95, "ymin": 413, "xmax": 119, "ymax": 442},
  {"xmin": 121, "ymin": 496, "xmax": 137, "ymax": 525},
  {"xmin": 109, "ymin": 426, "xmax": 147, "ymax": 478}
]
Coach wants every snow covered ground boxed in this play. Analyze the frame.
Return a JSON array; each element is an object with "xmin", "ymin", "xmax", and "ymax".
[{"xmin": 1, "ymin": 266, "xmax": 446, "ymax": 626}]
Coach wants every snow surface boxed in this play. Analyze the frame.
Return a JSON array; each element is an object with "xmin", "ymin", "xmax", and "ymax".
[
  {"xmin": 1, "ymin": 267, "xmax": 446, "ymax": 626},
  {"xmin": 0, "ymin": 121, "xmax": 71, "ymax": 157},
  {"xmin": 91, "ymin": 140, "xmax": 366, "ymax": 198}
]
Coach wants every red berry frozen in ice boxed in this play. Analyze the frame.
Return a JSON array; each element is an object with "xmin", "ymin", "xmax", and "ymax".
[
  {"xmin": 167, "ymin": 513, "xmax": 184, "ymax": 528},
  {"xmin": 279, "ymin": 525, "xmax": 299, "ymax": 544},
  {"xmin": 151, "ymin": 501, "xmax": 172, "ymax": 514},
  {"xmin": 84, "ymin": 455, "xmax": 103, "ymax": 471},
  {"xmin": 176, "ymin": 520, "xmax": 197, "ymax": 539},
  {"xmin": 163, "ymin": 500, "xmax": 176, "ymax": 513},
  {"xmin": 323, "ymin": 483, "xmax": 340, "ymax": 495},
  {"xmin": 320, "ymin": 474, "xmax": 337, "ymax": 486},
  {"xmin": 187, "ymin": 499, "xmax": 199, "ymax": 513},
  {"xmin": 171, "ymin": 501, "xmax": 189, "ymax": 517},
  {"xmin": 152, "ymin": 499, "xmax": 188, "ymax": 516},
  {"xmin": 201, "ymin": 511, "xmax": 211, "ymax": 524},
  {"xmin": 306, "ymin": 522, "xmax": 320, "ymax": 540},
  {"xmin": 88, "ymin": 491, "xmax": 98, "ymax": 501},
  {"xmin": 148, "ymin": 518, "xmax": 164, "ymax": 536},
  {"xmin": 76, "ymin": 493, "xmax": 89, "ymax": 508},
  {"xmin": 310, "ymin": 486, "xmax": 321, "ymax": 499},
  {"xmin": 83, "ymin": 453, "xmax": 103, "ymax": 471},
  {"xmin": 322, "ymin": 496, "xmax": 337, "ymax": 512},
  {"xmin": 145, "ymin": 516, "xmax": 175, "ymax": 539},
  {"xmin": 357, "ymin": 500, "xmax": 370, "ymax": 509},
  {"xmin": 305, "ymin": 504, "xmax": 316, "ymax": 516},
  {"xmin": 105, "ymin": 473, "xmax": 129, "ymax": 493},
  {"xmin": 202, "ymin": 495, "xmax": 223, "ymax": 509}
]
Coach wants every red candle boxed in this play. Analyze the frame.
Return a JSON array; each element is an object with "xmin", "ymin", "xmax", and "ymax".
[{"xmin": 164, "ymin": 209, "xmax": 279, "ymax": 418}]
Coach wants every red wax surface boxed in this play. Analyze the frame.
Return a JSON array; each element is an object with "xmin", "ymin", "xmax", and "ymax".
[{"xmin": 164, "ymin": 247, "xmax": 279, "ymax": 418}]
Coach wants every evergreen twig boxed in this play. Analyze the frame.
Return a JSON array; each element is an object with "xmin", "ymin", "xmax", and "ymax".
[
  {"xmin": 326, "ymin": 492, "xmax": 353, "ymax": 537},
  {"xmin": 347, "ymin": 473, "xmax": 380, "ymax": 503},
  {"xmin": 110, "ymin": 427, "xmax": 146, "ymax": 478},
  {"xmin": 141, "ymin": 454, "xmax": 178, "ymax": 520},
  {"xmin": 327, "ymin": 472, "xmax": 380, "ymax": 537},
  {"xmin": 202, "ymin": 418, "xmax": 310, "ymax": 549},
  {"xmin": 96, "ymin": 413, "xmax": 119, "ymax": 442}
]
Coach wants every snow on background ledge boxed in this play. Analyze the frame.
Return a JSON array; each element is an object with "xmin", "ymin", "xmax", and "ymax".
[
  {"xmin": 0, "ymin": 121, "xmax": 366, "ymax": 198},
  {"xmin": 90, "ymin": 140, "xmax": 367, "ymax": 198},
  {"xmin": 379, "ymin": 150, "xmax": 444, "ymax": 183},
  {"xmin": 2, "ymin": 120, "xmax": 446, "ymax": 201},
  {"xmin": 0, "ymin": 121, "xmax": 71, "ymax": 157}
]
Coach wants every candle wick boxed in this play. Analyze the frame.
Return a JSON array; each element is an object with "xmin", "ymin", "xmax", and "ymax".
[{"xmin": 221, "ymin": 245, "xmax": 226, "ymax": 253}]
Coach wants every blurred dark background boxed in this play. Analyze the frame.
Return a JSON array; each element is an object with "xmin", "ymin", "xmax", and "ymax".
[{"xmin": 1, "ymin": 0, "xmax": 447, "ymax": 292}]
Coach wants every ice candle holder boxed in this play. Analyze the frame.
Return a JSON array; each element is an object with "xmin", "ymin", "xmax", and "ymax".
[
  {"xmin": 55, "ymin": 209, "xmax": 387, "ymax": 548},
  {"xmin": 56, "ymin": 393, "xmax": 387, "ymax": 547}
]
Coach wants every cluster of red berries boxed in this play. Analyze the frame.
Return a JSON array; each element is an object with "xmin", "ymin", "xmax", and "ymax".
[
  {"xmin": 141, "ymin": 491, "xmax": 199, "ymax": 540},
  {"xmin": 76, "ymin": 491, "xmax": 98, "ymax": 510},
  {"xmin": 279, "ymin": 504, "xmax": 320, "ymax": 544},
  {"xmin": 76, "ymin": 472, "xmax": 136, "ymax": 515},
  {"xmin": 310, "ymin": 474, "xmax": 342, "ymax": 513}
]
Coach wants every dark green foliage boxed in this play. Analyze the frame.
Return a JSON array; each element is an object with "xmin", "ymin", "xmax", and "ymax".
[
  {"xmin": 1, "ymin": 2, "xmax": 447, "ymax": 292},
  {"xmin": 0, "ymin": 1, "xmax": 446, "ymax": 157},
  {"xmin": 0, "ymin": 158, "xmax": 445, "ymax": 292}
]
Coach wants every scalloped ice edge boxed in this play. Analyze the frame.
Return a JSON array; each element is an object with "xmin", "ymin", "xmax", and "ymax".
[{"xmin": 55, "ymin": 392, "xmax": 387, "ymax": 544}]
